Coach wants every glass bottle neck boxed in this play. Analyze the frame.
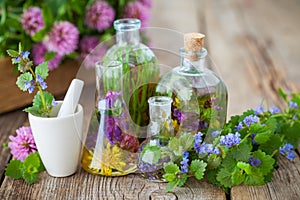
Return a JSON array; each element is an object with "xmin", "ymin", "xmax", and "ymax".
[
  {"xmin": 179, "ymin": 48, "xmax": 208, "ymax": 74},
  {"xmin": 116, "ymin": 29, "xmax": 140, "ymax": 46}
]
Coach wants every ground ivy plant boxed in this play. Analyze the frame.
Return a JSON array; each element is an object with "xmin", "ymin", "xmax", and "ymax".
[
  {"xmin": 7, "ymin": 43, "xmax": 56, "ymax": 117},
  {"xmin": 144, "ymin": 88, "xmax": 300, "ymax": 192}
]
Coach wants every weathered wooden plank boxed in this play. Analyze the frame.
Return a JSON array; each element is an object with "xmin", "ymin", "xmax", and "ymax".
[
  {"xmin": 0, "ymin": 58, "xmax": 80, "ymax": 114},
  {"xmin": 0, "ymin": 110, "xmax": 27, "ymax": 181},
  {"xmin": 0, "ymin": 169, "xmax": 225, "ymax": 200}
]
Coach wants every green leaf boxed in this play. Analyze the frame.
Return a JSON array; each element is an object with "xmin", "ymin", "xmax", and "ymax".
[
  {"xmin": 23, "ymin": 170, "xmax": 39, "ymax": 184},
  {"xmin": 237, "ymin": 162, "xmax": 252, "ymax": 175},
  {"xmin": 206, "ymin": 170, "xmax": 221, "ymax": 187},
  {"xmin": 282, "ymin": 122, "xmax": 300, "ymax": 147},
  {"xmin": 259, "ymin": 134, "xmax": 282, "ymax": 155},
  {"xmin": 35, "ymin": 62, "xmax": 49, "ymax": 79},
  {"xmin": 190, "ymin": 159, "xmax": 207, "ymax": 180},
  {"xmin": 44, "ymin": 52, "xmax": 56, "ymax": 61},
  {"xmin": 42, "ymin": 4, "xmax": 54, "ymax": 29},
  {"xmin": 231, "ymin": 139, "xmax": 252, "ymax": 162},
  {"xmin": 244, "ymin": 174, "xmax": 265, "ymax": 185},
  {"xmin": 24, "ymin": 106, "xmax": 41, "ymax": 116},
  {"xmin": 5, "ymin": 160, "xmax": 23, "ymax": 179},
  {"xmin": 6, "ymin": 49, "xmax": 19, "ymax": 57},
  {"xmin": 16, "ymin": 72, "xmax": 33, "ymax": 91},
  {"xmin": 177, "ymin": 173, "xmax": 188, "ymax": 187},
  {"xmin": 216, "ymin": 167, "xmax": 233, "ymax": 188},
  {"xmin": 278, "ymin": 88, "xmax": 287, "ymax": 101},
  {"xmin": 163, "ymin": 173, "xmax": 177, "ymax": 182},
  {"xmin": 165, "ymin": 179, "xmax": 180, "ymax": 192},
  {"xmin": 164, "ymin": 162, "xmax": 180, "ymax": 174},
  {"xmin": 23, "ymin": 152, "xmax": 41, "ymax": 169},
  {"xmin": 250, "ymin": 124, "xmax": 271, "ymax": 144},
  {"xmin": 252, "ymin": 150, "xmax": 275, "ymax": 176},
  {"xmin": 32, "ymin": 28, "xmax": 47, "ymax": 42},
  {"xmin": 232, "ymin": 167, "xmax": 245, "ymax": 186}
]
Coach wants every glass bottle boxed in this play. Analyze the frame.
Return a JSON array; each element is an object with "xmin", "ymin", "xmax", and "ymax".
[
  {"xmin": 156, "ymin": 33, "xmax": 228, "ymax": 141},
  {"xmin": 103, "ymin": 18, "xmax": 160, "ymax": 139},
  {"xmin": 138, "ymin": 96, "xmax": 174, "ymax": 181},
  {"xmin": 82, "ymin": 60, "xmax": 139, "ymax": 176}
]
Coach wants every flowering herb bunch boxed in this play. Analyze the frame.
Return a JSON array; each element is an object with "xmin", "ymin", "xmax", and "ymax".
[
  {"xmin": 146, "ymin": 89, "xmax": 300, "ymax": 192},
  {"xmin": 7, "ymin": 43, "xmax": 56, "ymax": 117},
  {"xmin": 0, "ymin": 0, "xmax": 152, "ymax": 69}
]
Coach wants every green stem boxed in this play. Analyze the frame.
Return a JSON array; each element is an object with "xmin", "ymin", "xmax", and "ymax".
[
  {"xmin": 270, "ymin": 150, "xmax": 278, "ymax": 158},
  {"xmin": 29, "ymin": 68, "xmax": 47, "ymax": 112},
  {"xmin": 240, "ymin": 131, "xmax": 252, "ymax": 144}
]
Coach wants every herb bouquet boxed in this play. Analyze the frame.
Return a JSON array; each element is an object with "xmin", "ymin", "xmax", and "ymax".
[{"xmin": 141, "ymin": 89, "xmax": 300, "ymax": 192}]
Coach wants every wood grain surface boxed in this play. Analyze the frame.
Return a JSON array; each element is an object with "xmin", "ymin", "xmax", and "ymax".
[{"xmin": 1, "ymin": 0, "xmax": 300, "ymax": 199}]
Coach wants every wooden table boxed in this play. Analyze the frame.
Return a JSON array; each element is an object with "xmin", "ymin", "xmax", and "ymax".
[{"xmin": 1, "ymin": 0, "xmax": 300, "ymax": 199}]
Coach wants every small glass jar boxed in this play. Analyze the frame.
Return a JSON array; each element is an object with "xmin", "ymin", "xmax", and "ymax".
[
  {"xmin": 156, "ymin": 33, "xmax": 228, "ymax": 142},
  {"xmin": 138, "ymin": 96, "xmax": 174, "ymax": 181},
  {"xmin": 82, "ymin": 60, "xmax": 139, "ymax": 176}
]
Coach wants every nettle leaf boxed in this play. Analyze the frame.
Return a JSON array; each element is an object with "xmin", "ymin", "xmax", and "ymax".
[
  {"xmin": 282, "ymin": 122, "xmax": 300, "ymax": 147},
  {"xmin": 216, "ymin": 167, "xmax": 233, "ymax": 188},
  {"xmin": 23, "ymin": 152, "xmax": 41, "ymax": 169},
  {"xmin": 232, "ymin": 167, "xmax": 245, "ymax": 186},
  {"xmin": 23, "ymin": 170, "xmax": 39, "ymax": 184},
  {"xmin": 265, "ymin": 117, "xmax": 277, "ymax": 133},
  {"xmin": 24, "ymin": 106, "xmax": 41, "ymax": 116},
  {"xmin": 250, "ymin": 124, "xmax": 271, "ymax": 144},
  {"xmin": 5, "ymin": 160, "xmax": 23, "ymax": 179},
  {"xmin": 164, "ymin": 162, "xmax": 180, "ymax": 174},
  {"xmin": 16, "ymin": 72, "xmax": 33, "ymax": 91},
  {"xmin": 231, "ymin": 139, "xmax": 252, "ymax": 162},
  {"xmin": 35, "ymin": 61, "xmax": 49, "ymax": 79},
  {"xmin": 259, "ymin": 134, "xmax": 282, "ymax": 155},
  {"xmin": 177, "ymin": 173, "xmax": 188, "ymax": 187},
  {"xmin": 237, "ymin": 162, "xmax": 252, "ymax": 175},
  {"xmin": 190, "ymin": 160, "xmax": 207, "ymax": 180},
  {"xmin": 7, "ymin": 49, "xmax": 19, "ymax": 57},
  {"xmin": 244, "ymin": 174, "xmax": 265, "ymax": 186},
  {"xmin": 252, "ymin": 150, "xmax": 275, "ymax": 176},
  {"xmin": 33, "ymin": 91, "xmax": 54, "ymax": 110}
]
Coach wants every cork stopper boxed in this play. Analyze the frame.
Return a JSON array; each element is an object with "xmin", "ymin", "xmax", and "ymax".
[{"xmin": 184, "ymin": 33, "xmax": 205, "ymax": 52}]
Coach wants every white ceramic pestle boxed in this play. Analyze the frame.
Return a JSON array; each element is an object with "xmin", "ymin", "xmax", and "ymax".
[{"xmin": 57, "ymin": 79, "xmax": 84, "ymax": 117}]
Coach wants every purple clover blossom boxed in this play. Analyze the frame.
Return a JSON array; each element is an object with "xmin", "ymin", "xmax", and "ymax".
[
  {"xmin": 78, "ymin": 36, "xmax": 106, "ymax": 69},
  {"xmin": 36, "ymin": 75, "xmax": 47, "ymax": 90},
  {"xmin": 138, "ymin": 0, "xmax": 152, "ymax": 8},
  {"xmin": 279, "ymin": 143, "xmax": 295, "ymax": 161},
  {"xmin": 24, "ymin": 80, "xmax": 35, "ymax": 93},
  {"xmin": 254, "ymin": 105, "xmax": 264, "ymax": 115},
  {"xmin": 85, "ymin": 1, "xmax": 115, "ymax": 32},
  {"xmin": 8, "ymin": 126, "xmax": 37, "ymax": 161},
  {"xmin": 123, "ymin": 1, "xmax": 151, "ymax": 28},
  {"xmin": 268, "ymin": 106, "xmax": 280, "ymax": 114},
  {"xmin": 104, "ymin": 116, "xmax": 123, "ymax": 145},
  {"xmin": 46, "ymin": 21, "xmax": 79, "ymax": 55},
  {"xmin": 249, "ymin": 156, "xmax": 262, "ymax": 167},
  {"xmin": 243, "ymin": 115, "xmax": 259, "ymax": 127},
  {"xmin": 289, "ymin": 101, "xmax": 298, "ymax": 109},
  {"xmin": 180, "ymin": 151, "xmax": 189, "ymax": 173},
  {"xmin": 32, "ymin": 42, "xmax": 63, "ymax": 71},
  {"xmin": 220, "ymin": 132, "xmax": 241, "ymax": 148},
  {"xmin": 21, "ymin": 7, "xmax": 45, "ymax": 36}
]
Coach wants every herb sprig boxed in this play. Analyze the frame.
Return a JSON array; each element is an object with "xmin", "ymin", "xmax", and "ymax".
[
  {"xmin": 7, "ymin": 43, "xmax": 56, "ymax": 117},
  {"xmin": 144, "ymin": 89, "xmax": 300, "ymax": 192}
]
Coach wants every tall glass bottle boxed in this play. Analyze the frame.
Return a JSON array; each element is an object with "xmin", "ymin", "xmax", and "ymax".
[
  {"xmin": 103, "ymin": 18, "xmax": 160, "ymax": 138},
  {"xmin": 82, "ymin": 60, "xmax": 139, "ymax": 176},
  {"xmin": 138, "ymin": 96, "xmax": 174, "ymax": 181},
  {"xmin": 156, "ymin": 33, "xmax": 228, "ymax": 140}
]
